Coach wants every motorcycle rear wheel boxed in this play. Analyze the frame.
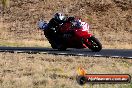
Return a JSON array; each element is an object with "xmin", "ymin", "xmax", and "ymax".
[
  {"xmin": 49, "ymin": 41, "xmax": 67, "ymax": 50},
  {"xmin": 57, "ymin": 45, "xmax": 67, "ymax": 51},
  {"xmin": 86, "ymin": 36, "xmax": 102, "ymax": 52}
]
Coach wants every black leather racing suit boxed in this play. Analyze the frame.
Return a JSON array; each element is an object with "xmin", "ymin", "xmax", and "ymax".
[
  {"xmin": 44, "ymin": 18, "xmax": 65, "ymax": 48},
  {"xmin": 44, "ymin": 17, "xmax": 75, "ymax": 48}
]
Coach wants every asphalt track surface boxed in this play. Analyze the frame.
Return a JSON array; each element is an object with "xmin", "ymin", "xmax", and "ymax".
[{"xmin": 0, "ymin": 47, "xmax": 132, "ymax": 59}]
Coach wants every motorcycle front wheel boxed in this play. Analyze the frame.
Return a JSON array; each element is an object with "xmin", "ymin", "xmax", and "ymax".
[{"xmin": 85, "ymin": 36, "xmax": 102, "ymax": 52}]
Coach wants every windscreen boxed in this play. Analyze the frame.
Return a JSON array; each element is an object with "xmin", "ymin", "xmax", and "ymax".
[{"xmin": 71, "ymin": 20, "xmax": 82, "ymax": 29}]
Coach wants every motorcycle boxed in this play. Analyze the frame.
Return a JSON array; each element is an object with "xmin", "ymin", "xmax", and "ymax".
[{"xmin": 38, "ymin": 18, "xmax": 102, "ymax": 52}]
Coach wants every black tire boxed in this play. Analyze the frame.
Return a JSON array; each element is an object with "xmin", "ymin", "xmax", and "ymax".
[
  {"xmin": 76, "ymin": 76, "xmax": 87, "ymax": 85},
  {"xmin": 57, "ymin": 45, "xmax": 67, "ymax": 51},
  {"xmin": 48, "ymin": 40, "xmax": 57, "ymax": 49},
  {"xmin": 86, "ymin": 36, "xmax": 102, "ymax": 52},
  {"xmin": 50, "ymin": 42, "xmax": 67, "ymax": 50},
  {"xmin": 51, "ymin": 43, "xmax": 57, "ymax": 49},
  {"xmin": 49, "ymin": 40, "xmax": 67, "ymax": 50}
]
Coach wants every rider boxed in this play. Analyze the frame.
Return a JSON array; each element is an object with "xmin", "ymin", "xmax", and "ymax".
[{"xmin": 44, "ymin": 12, "xmax": 75, "ymax": 49}]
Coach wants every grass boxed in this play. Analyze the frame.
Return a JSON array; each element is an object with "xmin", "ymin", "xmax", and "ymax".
[
  {"xmin": 0, "ymin": 52, "xmax": 132, "ymax": 88},
  {"xmin": 0, "ymin": 40, "xmax": 51, "ymax": 47},
  {"xmin": 0, "ymin": 0, "xmax": 132, "ymax": 88},
  {"xmin": 0, "ymin": 0, "xmax": 131, "ymax": 49}
]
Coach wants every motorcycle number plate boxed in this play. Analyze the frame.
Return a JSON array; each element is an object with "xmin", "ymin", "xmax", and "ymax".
[{"xmin": 81, "ymin": 22, "xmax": 89, "ymax": 32}]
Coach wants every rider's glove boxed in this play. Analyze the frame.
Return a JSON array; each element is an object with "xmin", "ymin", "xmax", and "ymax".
[{"xmin": 38, "ymin": 20, "xmax": 47, "ymax": 30}]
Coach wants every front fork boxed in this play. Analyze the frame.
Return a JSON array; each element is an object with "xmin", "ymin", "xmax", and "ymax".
[
  {"xmin": 81, "ymin": 35, "xmax": 93, "ymax": 48},
  {"xmin": 81, "ymin": 38, "xmax": 88, "ymax": 48}
]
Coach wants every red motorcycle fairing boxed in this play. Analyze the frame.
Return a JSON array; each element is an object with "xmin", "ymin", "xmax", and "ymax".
[
  {"xmin": 60, "ymin": 21, "xmax": 93, "ymax": 48},
  {"xmin": 74, "ymin": 28, "xmax": 92, "ymax": 39}
]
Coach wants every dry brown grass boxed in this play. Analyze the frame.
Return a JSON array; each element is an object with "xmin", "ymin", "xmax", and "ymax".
[
  {"xmin": 0, "ymin": 39, "xmax": 50, "ymax": 47},
  {"xmin": 0, "ymin": 1, "xmax": 132, "ymax": 88},
  {"xmin": 0, "ymin": 0, "xmax": 132, "ymax": 49},
  {"xmin": 0, "ymin": 52, "xmax": 132, "ymax": 88}
]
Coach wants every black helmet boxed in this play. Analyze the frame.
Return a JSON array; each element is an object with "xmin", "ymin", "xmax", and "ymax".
[{"xmin": 54, "ymin": 12, "xmax": 65, "ymax": 21}]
